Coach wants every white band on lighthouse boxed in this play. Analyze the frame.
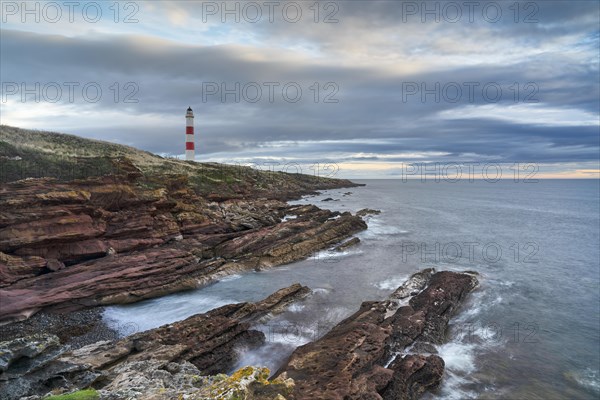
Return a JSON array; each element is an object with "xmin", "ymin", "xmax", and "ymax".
[{"xmin": 185, "ymin": 107, "xmax": 195, "ymax": 161}]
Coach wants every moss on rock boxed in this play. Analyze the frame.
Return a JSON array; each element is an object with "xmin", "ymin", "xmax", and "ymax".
[{"xmin": 47, "ymin": 389, "xmax": 99, "ymax": 400}]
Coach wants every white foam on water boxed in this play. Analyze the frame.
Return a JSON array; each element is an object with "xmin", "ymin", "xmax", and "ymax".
[
  {"xmin": 428, "ymin": 275, "xmax": 507, "ymax": 399},
  {"xmin": 232, "ymin": 321, "xmax": 328, "ymax": 373},
  {"xmin": 311, "ymin": 248, "xmax": 362, "ymax": 261},
  {"xmin": 219, "ymin": 274, "xmax": 242, "ymax": 282},
  {"xmin": 287, "ymin": 303, "xmax": 305, "ymax": 313},
  {"xmin": 450, "ymin": 283, "xmax": 504, "ymax": 324},
  {"xmin": 281, "ymin": 214, "xmax": 297, "ymax": 222},
  {"xmin": 572, "ymin": 368, "xmax": 600, "ymax": 393},
  {"xmin": 233, "ymin": 340, "xmax": 299, "ymax": 374},
  {"xmin": 489, "ymin": 279, "xmax": 515, "ymax": 288},
  {"xmin": 103, "ymin": 294, "xmax": 235, "ymax": 334},
  {"xmin": 427, "ymin": 370, "xmax": 478, "ymax": 400},
  {"xmin": 375, "ymin": 275, "xmax": 409, "ymax": 291},
  {"xmin": 267, "ymin": 332, "xmax": 313, "ymax": 347},
  {"xmin": 359, "ymin": 218, "xmax": 408, "ymax": 239},
  {"xmin": 436, "ymin": 342, "xmax": 478, "ymax": 374}
]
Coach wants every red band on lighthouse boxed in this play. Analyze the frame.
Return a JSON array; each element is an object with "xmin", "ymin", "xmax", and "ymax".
[{"xmin": 185, "ymin": 107, "xmax": 195, "ymax": 161}]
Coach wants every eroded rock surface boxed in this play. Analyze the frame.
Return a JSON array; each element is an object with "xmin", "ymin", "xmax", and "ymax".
[
  {"xmin": 275, "ymin": 269, "xmax": 479, "ymax": 400},
  {"xmin": 0, "ymin": 176, "xmax": 365, "ymax": 322},
  {"xmin": 0, "ymin": 284, "xmax": 309, "ymax": 399}
]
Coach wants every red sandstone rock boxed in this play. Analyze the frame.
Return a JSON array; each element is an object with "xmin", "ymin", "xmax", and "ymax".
[
  {"xmin": 0, "ymin": 284, "xmax": 311, "ymax": 398},
  {"xmin": 275, "ymin": 270, "xmax": 479, "ymax": 400},
  {"xmin": 0, "ymin": 176, "xmax": 366, "ymax": 322},
  {"xmin": 0, "ymin": 252, "xmax": 46, "ymax": 287}
]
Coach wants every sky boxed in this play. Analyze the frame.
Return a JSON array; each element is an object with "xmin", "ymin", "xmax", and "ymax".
[{"xmin": 1, "ymin": 0, "xmax": 599, "ymax": 179}]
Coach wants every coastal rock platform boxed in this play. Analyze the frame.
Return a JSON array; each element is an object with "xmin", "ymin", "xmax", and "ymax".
[
  {"xmin": 275, "ymin": 269, "xmax": 479, "ymax": 400},
  {"xmin": 0, "ymin": 176, "xmax": 366, "ymax": 322}
]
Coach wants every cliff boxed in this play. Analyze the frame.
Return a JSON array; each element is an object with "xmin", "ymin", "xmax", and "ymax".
[
  {"xmin": 0, "ymin": 125, "xmax": 361, "ymax": 200},
  {"xmin": 0, "ymin": 126, "xmax": 366, "ymax": 322}
]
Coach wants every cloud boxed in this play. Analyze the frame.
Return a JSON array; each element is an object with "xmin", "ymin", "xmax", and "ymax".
[{"xmin": 1, "ymin": 1, "xmax": 598, "ymax": 177}]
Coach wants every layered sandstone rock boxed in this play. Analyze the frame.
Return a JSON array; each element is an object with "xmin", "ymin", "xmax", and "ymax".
[
  {"xmin": 275, "ymin": 269, "xmax": 479, "ymax": 400},
  {"xmin": 0, "ymin": 176, "xmax": 365, "ymax": 322},
  {"xmin": 0, "ymin": 284, "xmax": 309, "ymax": 399},
  {"xmin": 1, "ymin": 272, "xmax": 479, "ymax": 400}
]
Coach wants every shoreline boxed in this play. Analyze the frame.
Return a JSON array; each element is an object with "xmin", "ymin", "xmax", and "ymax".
[
  {"xmin": 0, "ymin": 307, "xmax": 118, "ymax": 351},
  {"xmin": 0, "ymin": 172, "xmax": 366, "ymax": 323},
  {"xmin": 0, "ymin": 271, "xmax": 480, "ymax": 400}
]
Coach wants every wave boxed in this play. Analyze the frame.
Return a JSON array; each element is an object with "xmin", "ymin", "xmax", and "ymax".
[
  {"xmin": 287, "ymin": 303, "xmax": 305, "ymax": 313},
  {"xmin": 426, "ymin": 371, "xmax": 478, "ymax": 400},
  {"xmin": 219, "ymin": 274, "xmax": 242, "ymax": 282},
  {"xmin": 437, "ymin": 342, "xmax": 478, "ymax": 374},
  {"xmin": 311, "ymin": 248, "xmax": 363, "ymax": 261},
  {"xmin": 568, "ymin": 368, "xmax": 600, "ymax": 393},
  {"xmin": 374, "ymin": 275, "xmax": 409, "ymax": 291},
  {"xmin": 359, "ymin": 218, "xmax": 408, "ymax": 239},
  {"xmin": 311, "ymin": 287, "xmax": 332, "ymax": 296}
]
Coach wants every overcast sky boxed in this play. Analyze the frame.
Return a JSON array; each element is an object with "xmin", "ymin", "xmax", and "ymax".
[{"xmin": 1, "ymin": 0, "xmax": 599, "ymax": 178}]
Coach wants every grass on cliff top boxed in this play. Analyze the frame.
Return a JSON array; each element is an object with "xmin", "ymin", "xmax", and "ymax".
[
  {"xmin": 0, "ymin": 125, "xmax": 350, "ymax": 196},
  {"xmin": 46, "ymin": 389, "xmax": 99, "ymax": 400}
]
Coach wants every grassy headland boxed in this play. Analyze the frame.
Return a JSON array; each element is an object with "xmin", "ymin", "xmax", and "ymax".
[{"xmin": 0, "ymin": 125, "xmax": 360, "ymax": 200}]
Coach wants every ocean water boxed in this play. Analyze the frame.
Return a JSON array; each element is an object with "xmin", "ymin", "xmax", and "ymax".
[{"xmin": 104, "ymin": 180, "xmax": 600, "ymax": 399}]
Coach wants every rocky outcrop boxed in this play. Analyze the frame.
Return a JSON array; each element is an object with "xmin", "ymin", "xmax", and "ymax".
[
  {"xmin": 357, "ymin": 208, "xmax": 381, "ymax": 217},
  {"xmin": 1, "ymin": 272, "xmax": 479, "ymax": 400},
  {"xmin": 0, "ymin": 252, "xmax": 46, "ymax": 286},
  {"xmin": 275, "ymin": 269, "xmax": 479, "ymax": 400},
  {"xmin": 0, "ymin": 176, "xmax": 366, "ymax": 322},
  {"xmin": 188, "ymin": 366, "xmax": 294, "ymax": 400},
  {"xmin": 0, "ymin": 334, "xmax": 60, "ymax": 373},
  {"xmin": 334, "ymin": 237, "xmax": 360, "ymax": 251},
  {"xmin": 0, "ymin": 284, "xmax": 309, "ymax": 399},
  {"xmin": 98, "ymin": 364, "xmax": 294, "ymax": 400}
]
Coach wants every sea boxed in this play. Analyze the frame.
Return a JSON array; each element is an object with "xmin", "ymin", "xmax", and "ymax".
[{"xmin": 104, "ymin": 179, "xmax": 600, "ymax": 399}]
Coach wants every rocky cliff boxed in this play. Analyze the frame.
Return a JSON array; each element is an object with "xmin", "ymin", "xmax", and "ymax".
[
  {"xmin": 0, "ymin": 174, "xmax": 366, "ymax": 322},
  {"xmin": 0, "ymin": 127, "xmax": 480, "ymax": 400},
  {"xmin": 0, "ymin": 127, "xmax": 367, "ymax": 322}
]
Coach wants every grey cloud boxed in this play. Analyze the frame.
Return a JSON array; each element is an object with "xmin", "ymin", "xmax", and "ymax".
[{"xmin": 0, "ymin": 0, "xmax": 598, "ymax": 175}]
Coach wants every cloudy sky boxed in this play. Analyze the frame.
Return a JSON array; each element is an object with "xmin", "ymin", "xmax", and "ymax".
[{"xmin": 1, "ymin": 0, "xmax": 599, "ymax": 178}]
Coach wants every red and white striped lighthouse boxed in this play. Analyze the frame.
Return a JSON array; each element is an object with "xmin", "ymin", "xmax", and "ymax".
[{"xmin": 185, "ymin": 107, "xmax": 195, "ymax": 161}]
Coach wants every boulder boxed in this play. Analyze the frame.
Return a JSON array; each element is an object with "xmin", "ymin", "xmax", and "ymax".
[{"xmin": 357, "ymin": 208, "xmax": 382, "ymax": 217}]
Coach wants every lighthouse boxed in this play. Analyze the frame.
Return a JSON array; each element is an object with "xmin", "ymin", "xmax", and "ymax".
[{"xmin": 185, "ymin": 107, "xmax": 195, "ymax": 161}]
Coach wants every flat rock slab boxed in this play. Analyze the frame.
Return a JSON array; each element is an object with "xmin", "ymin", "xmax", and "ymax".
[{"xmin": 275, "ymin": 269, "xmax": 479, "ymax": 400}]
